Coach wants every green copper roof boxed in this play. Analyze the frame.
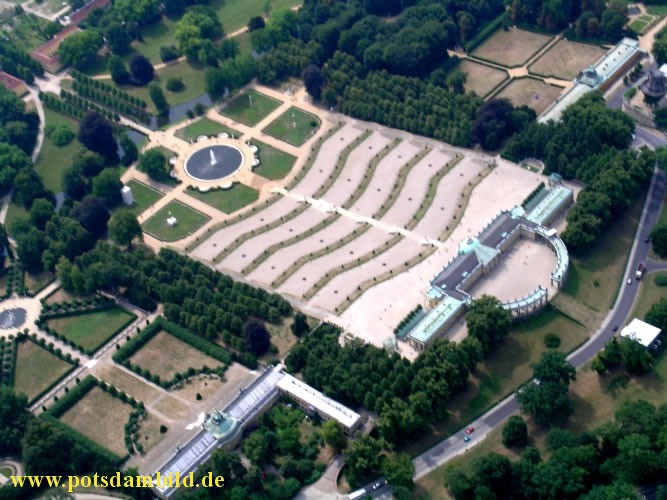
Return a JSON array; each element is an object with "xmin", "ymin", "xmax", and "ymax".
[{"xmin": 408, "ymin": 295, "xmax": 465, "ymax": 344}]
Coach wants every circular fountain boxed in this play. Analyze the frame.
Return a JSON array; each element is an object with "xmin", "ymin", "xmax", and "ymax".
[{"xmin": 184, "ymin": 145, "xmax": 245, "ymax": 182}]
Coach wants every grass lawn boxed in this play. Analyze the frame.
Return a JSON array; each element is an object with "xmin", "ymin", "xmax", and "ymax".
[
  {"xmin": 1, "ymin": 12, "xmax": 51, "ymax": 52},
  {"xmin": 129, "ymin": 330, "xmax": 222, "ymax": 380},
  {"xmin": 4, "ymin": 202, "xmax": 30, "ymax": 236},
  {"xmin": 220, "ymin": 89, "xmax": 282, "ymax": 126},
  {"xmin": 59, "ymin": 386, "xmax": 133, "ymax": 457},
  {"xmin": 260, "ymin": 317, "xmax": 298, "ymax": 362},
  {"xmin": 105, "ymin": 61, "xmax": 207, "ymax": 114},
  {"xmin": 175, "ymin": 118, "xmax": 240, "ymax": 141},
  {"xmin": 235, "ymin": 30, "xmax": 253, "ymax": 56},
  {"xmin": 629, "ymin": 15, "xmax": 654, "ymax": 34},
  {"xmin": 402, "ymin": 307, "xmax": 588, "ymax": 456},
  {"xmin": 631, "ymin": 271, "xmax": 667, "ymax": 322},
  {"xmin": 142, "ymin": 200, "xmax": 210, "ymax": 241},
  {"xmin": 34, "ymin": 109, "xmax": 82, "ymax": 193},
  {"xmin": 13, "ymin": 339, "xmax": 74, "ymax": 403},
  {"xmin": 563, "ymin": 192, "xmax": 645, "ymax": 312},
  {"xmin": 210, "ymin": 0, "xmax": 302, "ymax": 33},
  {"xmin": 46, "ymin": 307, "xmax": 136, "ymax": 353},
  {"xmin": 0, "ymin": 466, "xmax": 13, "ymax": 478},
  {"xmin": 252, "ymin": 139, "xmax": 297, "ymax": 180},
  {"xmin": 125, "ymin": 179, "xmax": 164, "ymax": 215},
  {"xmin": 24, "ymin": 270, "xmax": 55, "ymax": 295},
  {"xmin": 44, "ymin": 287, "xmax": 90, "ymax": 305},
  {"xmin": 186, "ymin": 184, "xmax": 258, "ymax": 214},
  {"xmin": 262, "ymin": 106, "xmax": 321, "ymax": 146}
]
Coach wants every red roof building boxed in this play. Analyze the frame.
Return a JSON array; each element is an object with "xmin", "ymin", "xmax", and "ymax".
[{"xmin": 0, "ymin": 71, "xmax": 28, "ymax": 96}]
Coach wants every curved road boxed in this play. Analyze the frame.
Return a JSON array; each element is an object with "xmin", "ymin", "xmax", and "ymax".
[{"xmin": 362, "ymin": 167, "xmax": 667, "ymax": 498}]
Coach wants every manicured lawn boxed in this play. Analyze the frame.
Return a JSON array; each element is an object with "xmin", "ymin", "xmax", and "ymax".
[
  {"xmin": 235, "ymin": 30, "xmax": 253, "ymax": 56},
  {"xmin": 59, "ymin": 386, "xmax": 133, "ymax": 457},
  {"xmin": 647, "ymin": 5, "xmax": 667, "ymax": 16},
  {"xmin": 563, "ymin": 192, "xmax": 645, "ymax": 312},
  {"xmin": 175, "ymin": 118, "xmax": 240, "ymax": 141},
  {"xmin": 131, "ymin": 17, "xmax": 179, "ymax": 63},
  {"xmin": 210, "ymin": 0, "xmax": 302, "ymax": 33},
  {"xmin": 220, "ymin": 89, "xmax": 282, "ymax": 126},
  {"xmin": 34, "ymin": 109, "xmax": 82, "ymax": 193},
  {"xmin": 252, "ymin": 139, "xmax": 297, "ymax": 180},
  {"xmin": 631, "ymin": 271, "xmax": 667, "ymax": 321},
  {"xmin": 13, "ymin": 339, "xmax": 74, "ymax": 403},
  {"xmin": 104, "ymin": 61, "xmax": 207, "ymax": 114},
  {"xmin": 402, "ymin": 307, "xmax": 588, "ymax": 456},
  {"xmin": 46, "ymin": 307, "xmax": 136, "ymax": 353},
  {"xmin": 142, "ymin": 200, "xmax": 210, "ymax": 241},
  {"xmin": 262, "ymin": 106, "xmax": 321, "ymax": 146},
  {"xmin": 186, "ymin": 184, "xmax": 258, "ymax": 214},
  {"xmin": 129, "ymin": 330, "xmax": 222, "ymax": 380},
  {"xmin": 125, "ymin": 179, "xmax": 164, "ymax": 214},
  {"xmin": 4, "ymin": 202, "xmax": 30, "ymax": 236}
]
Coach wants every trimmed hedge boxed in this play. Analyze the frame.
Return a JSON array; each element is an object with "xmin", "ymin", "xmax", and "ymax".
[
  {"xmin": 113, "ymin": 317, "xmax": 232, "ymax": 387},
  {"xmin": 0, "ymin": 336, "xmax": 17, "ymax": 387},
  {"xmin": 394, "ymin": 305, "xmax": 424, "ymax": 335},
  {"xmin": 521, "ymin": 182, "xmax": 546, "ymax": 208},
  {"xmin": 464, "ymin": 12, "xmax": 507, "ymax": 52}
]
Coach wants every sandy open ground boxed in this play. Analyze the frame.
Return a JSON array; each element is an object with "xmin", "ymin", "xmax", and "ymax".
[
  {"xmin": 219, "ymin": 206, "xmax": 330, "ymax": 272},
  {"xmin": 410, "ymin": 156, "xmax": 487, "ymax": 238},
  {"xmin": 380, "ymin": 149, "xmax": 454, "ymax": 227},
  {"xmin": 279, "ymin": 228, "xmax": 394, "ymax": 298},
  {"xmin": 246, "ymin": 216, "xmax": 361, "ymax": 286},
  {"xmin": 291, "ymin": 122, "xmax": 367, "ymax": 197},
  {"xmin": 317, "ymin": 132, "xmax": 392, "ymax": 206},
  {"xmin": 310, "ymin": 237, "xmax": 427, "ymax": 311},
  {"xmin": 337, "ymin": 159, "xmax": 544, "ymax": 348},
  {"xmin": 472, "ymin": 27, "xmax": 552, "ymax": 67},
  {"xmin": 496, "ymin": 78, "xmax": 565, "ymax": 115},
  {"xmin": 468, "ymin": 238, "xmax": 557, "ymax": 301},
  {"xmin": 528, "ymin": 39, "xmax": 606, "ymax": 80},
  {"xmin": 190, "ymin": 197, "xmax": 301, "ymax": 261},
  {"xmin": 348, "ymin": 141, "xmax": 423, "ymax": 216},
  {"xmin": 458, "ymin": 60, "xmax": 508, "ymax": 97}
]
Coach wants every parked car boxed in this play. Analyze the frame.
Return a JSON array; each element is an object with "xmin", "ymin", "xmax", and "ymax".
[
  {"xmin": 466, "ymin": 426, "xmax": 475, "ymax": 435},
  {"xmin": 464, "ymin": 435, "xmax": 471, "ymax": 442}
]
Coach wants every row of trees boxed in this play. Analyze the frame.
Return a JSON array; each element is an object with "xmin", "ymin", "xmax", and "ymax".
[{"xmin": 446, "ymin": 399, "xmax": 667, "ymax": 499}]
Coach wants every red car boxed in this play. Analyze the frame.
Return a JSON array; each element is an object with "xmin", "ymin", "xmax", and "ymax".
[{"xmin": 466, "ymin": 426, "xmax": 475, "ymax": 435}]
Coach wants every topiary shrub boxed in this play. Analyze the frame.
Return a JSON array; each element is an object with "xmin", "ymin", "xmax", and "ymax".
[
  {"xmin": 166, "ymin": 77, "xmax": 184, "ymax": 92},
  {"xmin": 544, "ymin": 333, "xmax": 561, "ymax": 349}
]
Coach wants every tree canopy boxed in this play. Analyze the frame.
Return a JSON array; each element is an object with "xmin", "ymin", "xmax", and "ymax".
[{"xmin": 58, "ymin": 30, "xmax": 103, "ymax": 70}]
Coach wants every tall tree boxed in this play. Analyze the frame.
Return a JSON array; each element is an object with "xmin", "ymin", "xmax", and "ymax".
[
  {"xmin": 148, "ymin": 83, "xmax": 169, "ymax": 115},
  {"xmin": 321, "ymin": 420, "xmax": 347, "ymax": 452},
  {"xmin": 92, "ymin": 168, "xmax": 123, "ymax": 207},
  {"xmin": 58, "ymin": 30, "xmax": 103, "ymax": 70},
  {"xmin": 0, "ymin": 387, "xmax": 29, "ymax": 455},
  {"xmin": 108, "ymin": 209, "xmax": 142, "ymax": 249},
  {"xmin": 243, "ymin": 319, "xmax": 271, "ymax": 356},
  {"xmin": 465, "ymin": 295, "xmax": 512, "ymax": 353},
  {"xmin": 129, "ymin": 54, "xmax": 155, "ymax": 85},
  {"xmin": 77, "ymin": 113, "xmax": 118, "ymax": 163}
]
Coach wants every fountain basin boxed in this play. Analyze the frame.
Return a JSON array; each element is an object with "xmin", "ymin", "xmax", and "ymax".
[{"xmin": 184, "ymin": 145, "xmax": 244, "ymax": 182}]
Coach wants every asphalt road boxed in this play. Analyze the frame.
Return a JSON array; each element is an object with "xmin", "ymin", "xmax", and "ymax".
[{"xmin": 362, "ymin": 165, "xmax": 667, "ymax": 498}]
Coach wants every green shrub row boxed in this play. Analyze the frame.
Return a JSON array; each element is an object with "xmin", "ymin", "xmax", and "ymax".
[
  {"xmin": 393, "ymin": 305, "xmax": 424, "ymax": 334},
  {"xmin": 71, "ymin": 80, "xmax": 151, "ymax": 124},
  {"xmin": 5, "ymin": 262, "xmax": 25, "ymax": 297},
  {"xmin": 463, "ymin": 12, "xmax": 507, "ymax": 52},
  {"xmin": 0, "ymin": 336, "xmax": 16, "ymax": 386},
  {"xmin": 125, "ymin": 407, "xmax": 147, "ymax": 455},
  {"xmin": 521, "ymin": 182, "xmax": 546, "ymax": 208},
  {"xmin": 39, "ymin": 297, "xmax": 114, "ymax": 319},
  {"xmin": 71, "ymin": 71, "xmax": 148, "ymax": 108},
  {"xmin": 59, "ymin": 90, "xmax": 120, "ymax": 123},
  {"xmin": 40, "ymin": 92, "xmax": 88, "ymax": 121}
]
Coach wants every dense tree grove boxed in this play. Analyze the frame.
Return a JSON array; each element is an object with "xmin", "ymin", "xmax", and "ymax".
[
  {"xmin": 505, "ymin": 92, "xmax": 653, "ymax": 255},
  {"xmin": 465, "ymin": 295, "xmax": 512, "ymax": 354},
  {"xmin": 510, "ymin": 0, "xmax": 627, "ymax": 39},
  {"xmin": 446, "ymin": 399, "xmax": 667, "ymax": 499},
  {"xmin": 248, "ymin": 0, "xmax": 536, "ymax": 148},
  {"xmin": 0, "ymin": 39, "xmax": 43, "ymax": 84},
  {"xmin": 286, "ymin": 324, "xmax": 483, "ymax": 446},
  {"xmin": 56, "ymin": 245, "xmax": 291, "ymax": 363}
]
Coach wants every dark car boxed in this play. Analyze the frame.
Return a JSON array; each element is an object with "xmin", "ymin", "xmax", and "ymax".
[{"xmin": 612, "ymin": 326, "xmax": 619, "ymax": 332}]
